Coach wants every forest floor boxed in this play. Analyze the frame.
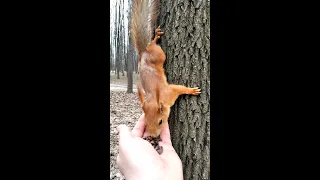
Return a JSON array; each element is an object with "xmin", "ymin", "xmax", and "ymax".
[
  {"xmin": 110, "ymin": 71, "xmax": 142, "ymax": 180},
  {"xmin": 110, "ymin": 71, "xmax": 140, "ymax": 86}
]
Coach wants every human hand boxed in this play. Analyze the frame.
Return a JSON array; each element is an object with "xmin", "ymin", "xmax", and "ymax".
[{"xmin": 116, "ymin": 114, "xmax": 183, "ymax": 180}]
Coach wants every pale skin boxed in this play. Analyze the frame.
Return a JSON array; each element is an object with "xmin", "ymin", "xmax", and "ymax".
[{"xmin": 116, "ymin": 114, "xmax": 183, "ymax": 180}]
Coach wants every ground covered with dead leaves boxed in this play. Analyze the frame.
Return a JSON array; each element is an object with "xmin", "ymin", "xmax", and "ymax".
[{"xmin": 110, "ymin": 91, "xmax": 142, "ymax": 180}]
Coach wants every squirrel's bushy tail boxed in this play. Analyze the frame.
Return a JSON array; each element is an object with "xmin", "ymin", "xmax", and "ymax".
[{"xmin": 131, "ymin": 0, "xmax": 160, "ymax": 56}]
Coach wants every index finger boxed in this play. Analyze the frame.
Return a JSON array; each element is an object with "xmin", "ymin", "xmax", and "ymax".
[
  {"xmin": 160, "ymin": 122, "xmax": 172, "ymax": 145},
  {"xmin": 131, "ymin": 114, "xmax": 146, "ymax": 137}
]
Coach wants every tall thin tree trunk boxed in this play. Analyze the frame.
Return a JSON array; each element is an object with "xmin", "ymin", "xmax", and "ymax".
[
  {"xmin": 127, "ymin": 0, "xmax": 133, "ymax": 93},
  {"xmin": 135, "ymin": 53, "xmax": 138, "ymax": 74},
  {"xmin": 126, "ymin": 42, "xmax": 129, "ymax": 78},
  {"xmin": 116, "ymin": 0, "xmax": 122, "ymax": 80},
  {"xmin": 127, "ymin": 48, "xmax": 133, "ymax": 93},
  {"xmin": 159, "ymin": 0, "xmax": 210, "ymax": 179},
  {"xmin": 120, "ymin": 0, "xmax": 125, "ymax": 77},
  {"xmin": 117, "ymin": 64, "xmax": 120, "ymax": 79}
]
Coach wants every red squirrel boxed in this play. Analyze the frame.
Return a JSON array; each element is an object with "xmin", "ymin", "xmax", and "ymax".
[{"xmin": 130, "ymin": 0, "xmax": 201, "ymax": 138}]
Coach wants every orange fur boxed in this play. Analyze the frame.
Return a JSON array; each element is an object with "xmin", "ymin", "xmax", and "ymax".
[{"xmin": 131, "ymin": 0, "xmax": 201, "ymax": 137}]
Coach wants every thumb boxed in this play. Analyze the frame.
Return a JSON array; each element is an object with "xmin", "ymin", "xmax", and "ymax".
[
  {"xmin": 116, "ymin": 125, "xmax": 132, "ymax": 142},
  {"xmin": 160, "ymin": 122, "xmax": 172, "ymax": 145}
]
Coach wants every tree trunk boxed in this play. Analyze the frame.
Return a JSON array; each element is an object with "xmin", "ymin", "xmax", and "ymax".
[
  {"xmin": 134, "ymin": 53, "xmax": 138, "ymax": 74},
  {"xmin": 159, "ymin": 0, "xmax": 210, "ymax": 179},
  {"xmin": 133, "ymin": 55, "xmax": 137, "ymax": 74},
  {"xmin": 126, "ymin": 48, "xmax": 129, "ymax": 78},
  {"xmin": 110, "ymin": 43, "xmax": 113, "ymax": 73},
  {"xmin": 127, "ymin": 48, "xmax": 133, "ymax": 93},
  {"xmin": 127, "ymin": 0, "xmax": 133, "ymax": 93},
  {"xmin": 117, "ymin": 66, "xmax": 120, "ymax": 79}
]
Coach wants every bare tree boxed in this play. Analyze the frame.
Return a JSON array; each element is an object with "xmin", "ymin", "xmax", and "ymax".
[
  {"xmin": 159, "ymin": 0, "xmax": 210, "ymax": 179},
  {"xmin": 134, "ymin": 52, "xmax": 138, "ymax": 74},
  {"xmin": 126, "ymin": 0, "xmax": 133, "ymax": 93},
  {"xmin": 115, "ymin": 0, "xmax": 122, "ymax": 79},
  {"xmin": 127, "ymin": 46, "xmax": 133, "ymax": 93},
  {"xmin": 110, "ymin": 43, "xmax": 113, "ymax": 73},
  {"xmin": 120, "ymin": 0, "xmax": 125, "ymax": 77}
]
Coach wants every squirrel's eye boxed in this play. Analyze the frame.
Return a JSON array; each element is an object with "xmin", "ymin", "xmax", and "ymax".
[{"xmin": 159, "ymin": 120, "xmax": 162, "ymax": 125}]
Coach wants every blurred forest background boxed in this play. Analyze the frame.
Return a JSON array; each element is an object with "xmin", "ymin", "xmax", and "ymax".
[
  {"xmin": 110, "ymin": 0, "xmax": 138, "ymax": 93},
  {"xmin": 110, "ymin": 0, "xmax": 141, "ymax": 179}
]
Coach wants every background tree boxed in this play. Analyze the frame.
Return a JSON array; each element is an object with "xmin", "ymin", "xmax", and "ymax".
[
  {"xmin": 121, "ymin": 0, "xmax": 125, "ymax": 77},
  {"xmin": 114, "ymin": 0, "xmax": 125, "ymax": 79},
  {"xmin": 114, "ymin": 0, "xmax": 120, "ymax": 78},
  {"xmin": 110, "ymin": 0, "xmax": 118, "ymax": 74},
  {"xmin": 111, "ymin": 0, "xmax": 138, "ymax": 78},
  {"xmin": 126, "ymin": 0, "xmax": 133, "ymax": 93},
  {"xmin": 110, "ymin": 42, "xmax": 113, "ymax": 73},
  {"xmin": 117, "ymin": 0, "xmax": 122, "ymax": 79},
  {"xmin": 159, "ymin": 0, "xmax": 210, "ymax": 179},
  {"xmin": 111, "ymin": 0, "xmax": 134, "ymax": 83}
]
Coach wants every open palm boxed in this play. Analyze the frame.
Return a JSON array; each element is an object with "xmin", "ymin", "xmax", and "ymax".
[{"xmin": 116, "ymin": 114, "xmax": 183, "ymax": 180}]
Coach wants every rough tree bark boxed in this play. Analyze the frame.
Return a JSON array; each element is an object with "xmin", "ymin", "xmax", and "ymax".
[{"xmin": 159, "ymin": 0, "xmax": 210, "ymax": 179}]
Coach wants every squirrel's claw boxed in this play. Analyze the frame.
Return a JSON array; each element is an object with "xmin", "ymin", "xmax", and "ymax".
[{"xmin": 190, "ymin": 87, "xmax": 201, "ymax": 95}]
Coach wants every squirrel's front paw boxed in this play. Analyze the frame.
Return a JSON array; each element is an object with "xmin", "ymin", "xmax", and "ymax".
[
  {"xmin": 189, "ymin": 87, "xmax": 201, "ymax": 95},
  {"xmin": 155, "ymin": 26, "xmax": 164, "ymax": 36}
]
